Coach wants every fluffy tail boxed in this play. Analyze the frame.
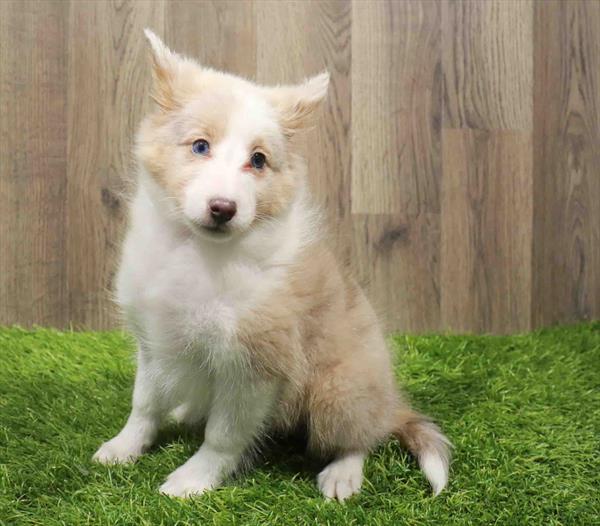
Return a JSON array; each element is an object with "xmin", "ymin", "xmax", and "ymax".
[{"xmin": 393, "ymin": 409, "xmax": 452, "ymax": 496}]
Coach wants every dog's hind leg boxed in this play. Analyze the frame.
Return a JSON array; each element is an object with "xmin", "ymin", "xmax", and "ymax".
[
  {"xmin": 306, "ymin": 358, "xmax": 398, "ymax": 501},
  {"xmin": 308, "ymin": 363, "xmax": 451, "ymax": 500}
]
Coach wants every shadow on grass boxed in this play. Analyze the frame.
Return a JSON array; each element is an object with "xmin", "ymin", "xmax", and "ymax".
[{"xmin": 151, "ymin": 422, "xmax": 324, "ymax": 483}]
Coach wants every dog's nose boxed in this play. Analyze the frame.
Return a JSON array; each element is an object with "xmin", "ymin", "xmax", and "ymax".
[{"xmin": 208, "ymin": 198, "xmax": 237, "ymax": 224}]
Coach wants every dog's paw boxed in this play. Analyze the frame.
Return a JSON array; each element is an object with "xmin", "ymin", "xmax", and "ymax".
[
  {"xmin": 317, "ymin": 453, "xmax": 365, "ymax": 502},
  {"xmin": 92, "ymin": 436, "xmax": 144, "ymax": 465},
  {"xmin": 159, "ymin": 464, "xmax": 216, "ymax": 498}
]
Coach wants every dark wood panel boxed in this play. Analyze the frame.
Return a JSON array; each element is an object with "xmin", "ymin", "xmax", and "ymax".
[
  {"xmin": 442, "ymin": 0, "xmax": 533, "ymax": 130},
  {"xmin": 441, "ymin": 129, "xmax": 532, "ymax": 333},
  {"xmin": 0, "ymin": 0, "xmax": 68, "ymax": 327},
  {"xmin": 352, "ymin": 213, "xmax": 441, "ymax": 333},
  {"xmin": 532, "ymin": 0, "xmax": 600, "ymax": 326},
  {"xmin": 66, "ymin": 0, "xmax": 164, "ymax": 329}
]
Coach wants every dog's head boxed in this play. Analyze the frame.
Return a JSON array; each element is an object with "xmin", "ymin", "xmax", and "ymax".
[{"xmin": 136, "ymin": 29, "xmax": 329, "ymax": 242}]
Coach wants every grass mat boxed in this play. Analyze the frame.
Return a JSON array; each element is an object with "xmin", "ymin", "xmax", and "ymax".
[{"xmin": 1, "ymin": 324, "xmax": 599, "ymax": 525}]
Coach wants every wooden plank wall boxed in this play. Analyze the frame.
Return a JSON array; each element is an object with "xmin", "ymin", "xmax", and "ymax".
[{"xmin": 1, "ymin": 0, "xmax": 599, "ymax": 334}]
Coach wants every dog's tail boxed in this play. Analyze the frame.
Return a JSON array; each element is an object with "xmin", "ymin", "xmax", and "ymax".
[{"xmin": 392, "ymin": 409, "xmax": 452, "ymax": 496}]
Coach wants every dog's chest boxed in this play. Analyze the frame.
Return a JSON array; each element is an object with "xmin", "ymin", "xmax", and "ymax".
[{"xmin": 117, "ymin": 235, "xmax": 276, "ymax": 356}]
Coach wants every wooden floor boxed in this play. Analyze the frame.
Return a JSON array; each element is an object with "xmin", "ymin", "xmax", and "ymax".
[{"xmin": 1, "ymin": 0, "xmax": 599, "ymax": 333}]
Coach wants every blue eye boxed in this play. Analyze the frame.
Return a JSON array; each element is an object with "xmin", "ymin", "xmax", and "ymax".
[
  {"xmin": 251, "ymin": 152, "xmax": 266, "ymax": 170},
  {"xmin": 192, "ymin": 139, "xmax": 210, "ymax": 155}
]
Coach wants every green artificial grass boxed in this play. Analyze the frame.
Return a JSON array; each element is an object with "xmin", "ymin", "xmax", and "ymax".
[{"xmin": 1, "ymin": 324, "xmax": 600, "ymax": 526}]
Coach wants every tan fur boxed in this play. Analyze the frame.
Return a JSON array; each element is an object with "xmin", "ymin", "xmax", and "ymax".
[
  {"xmin": 135, "ymin": 92, "xmax": 233, "ymax": 199},
  {"xmin": 236, "ymin": 242, "xmax": 408, "ymax": 455},
  {"xmin": 137, "ymin": 98, "xmax": 306, "ymax": 228},
  {"xmin": 266, "ymin": 73, "xmax": 331, "ymax": 137}
]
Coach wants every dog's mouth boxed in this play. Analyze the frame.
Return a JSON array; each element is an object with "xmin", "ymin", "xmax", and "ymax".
[
  {"xmin": 193, "ymin": 222, "xmax": 237, "ymax": 242},
  {"xmin": 187, "ymin": 216, "xmax": 244, "ymax": 242},
  {"xmin": 200, "ymin": 224, "xmax": 230, "ymax": 235}
]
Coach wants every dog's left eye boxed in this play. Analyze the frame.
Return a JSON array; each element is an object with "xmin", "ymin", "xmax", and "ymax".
[
  {"xmin": 251, "ymin": 152, "xmax": 266, "ymax": 170},
  {"xmin": 192, "ymin": 139, "xmax": 210, "ymax": 155}
]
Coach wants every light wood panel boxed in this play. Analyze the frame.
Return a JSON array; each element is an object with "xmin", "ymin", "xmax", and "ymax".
[
  {"xmin": 256, "ymin": 0, "xmax": 353, "ymax": 261},
  {"xmin": 66, "ymin": 0, "xmax": 163, "ymax": 328},
  {"xmin": 167, "ymin": 0, "xmax": 256, "ymax": 79},
  {"xmin": 352, "ymin": 0, "xmax": 441, "ymax": 216},
  {"xmin": 1, "ymin": 0, "xmax": 599, "ymax": 334},
  {"xmin": 0, "ymin": 0, "xmax": 68, "ymax": 327}
]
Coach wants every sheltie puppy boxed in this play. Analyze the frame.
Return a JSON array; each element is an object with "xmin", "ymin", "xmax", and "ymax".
[{"xmin": 93, "ymin": 29, "xmax": 451, "ymax": 501}]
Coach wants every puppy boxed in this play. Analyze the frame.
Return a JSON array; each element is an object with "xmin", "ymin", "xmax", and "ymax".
[{"xmin": 93, "ymin": 29, "xmax": 451, "ymax": 501}]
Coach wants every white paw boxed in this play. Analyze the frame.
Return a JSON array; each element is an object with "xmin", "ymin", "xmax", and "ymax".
[
  {"xmin": 159, "ymin": 463, "xmax": 217, "ymax": 498},
  {"xmin": 317, "ymin": 452, "xmax": 365, "ymax": 502},
  {"xmin": 92, "ymin": 436, "xmax": 144, "ymax": 465}
]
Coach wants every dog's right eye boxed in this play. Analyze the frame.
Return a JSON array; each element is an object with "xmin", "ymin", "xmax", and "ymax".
[{"xmin": 192, "ymin": 139, "xmax": 210, "ymax": 156}]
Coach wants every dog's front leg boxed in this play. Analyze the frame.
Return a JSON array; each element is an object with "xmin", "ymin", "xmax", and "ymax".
[
  {"xmin": 159, "ymin": 376, "xmax": 277, "ymax": 498},
  {"xmin": 93, "ymin": 349, "xmax": 162, "ymax": 464}
]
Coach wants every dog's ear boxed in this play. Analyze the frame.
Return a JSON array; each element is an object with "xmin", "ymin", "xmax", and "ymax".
[
  {"xmin": 267, "ymin": 72, "xmax": 330, "ymax": 137},
  {"xmin": 144, "ymin": 29, "xmax": 182, "ymax": 112}
]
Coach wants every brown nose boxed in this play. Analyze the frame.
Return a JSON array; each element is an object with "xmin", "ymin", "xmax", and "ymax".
[{"xmin": 208, "ymin": 198, "xmax": 237, "ymax": 224}]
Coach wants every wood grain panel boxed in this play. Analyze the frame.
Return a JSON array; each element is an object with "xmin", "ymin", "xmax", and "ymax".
[
  {"xmin": 352, "ymin": 213, "xmax": 440, "ymax": 333},
  {"xmin": 442, "ymin": 0, "xmax": 533, "ymax": 130},
  {"xmin": 256, "ymin": 0, "xmax": 352, "ymax": 261},
  {"xmin": 0, "ymin": 0, "xmax": 68, "ymax": 327},
  {"xmin": 1, "ymin": 0, "xmax": 599, "ymax": 333},
  {"xmin": 352, "ymin": 0, "xmax": 441, "ymax": 215},
  {"xmin": 351, "ymin": 0, "xmax": 441, "ymax": 331},
  {"xmin": 166, "ymin": 0, "xmax": 256, "ymax": 79},
  {"xmin": 441, "ymin": 130, "xmax": 532, "ymax": 333},
  {"xmin": 66, "ymin": 0, "xmax": 164, "ymax": 329},
  {"xmin": 532, "ymin": 0, "xmax": 600, "ymax": 326}
]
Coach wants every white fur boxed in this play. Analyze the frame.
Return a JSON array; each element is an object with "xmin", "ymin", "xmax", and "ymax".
[
  {"xmin": 159, "ymin": 379, "xmax": 278, "ymax": 497},
  {"xmin": 94, "ymin": 52, "xmax": 320, "ymax": 482},
  {"xmin": 418, "ymin": 424, "xmax": 451, "ymax": 495},
  {"xmin": 420, "ymin": 452, "xmax": 448, "ymax": 496},
  {"xmin": 317, "ymin": 452, "xmax": 365, "ymax": 501},
  {"xmin": 93, "ymin": 169, "xmax": 314, "ymax": 494},
  {"xmin": 94, "ymin": 30, "xmax": 449, "ymax": 502},
  {"xmin": 179, "ymin": 94, "xmax": 283, "ymax": 234}
]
